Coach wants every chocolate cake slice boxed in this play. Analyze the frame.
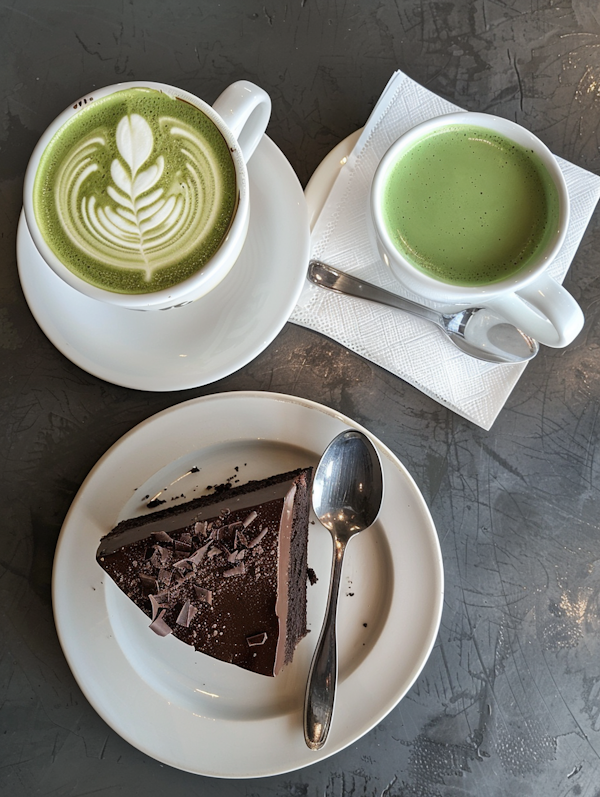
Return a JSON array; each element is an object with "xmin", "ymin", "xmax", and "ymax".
[{"xmin": 96, "ymin": 468, "xmax": 313, "ymax": 676}]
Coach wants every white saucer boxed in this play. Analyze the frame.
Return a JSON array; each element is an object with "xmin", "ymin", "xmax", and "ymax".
[
  {"xmin": 17, "ymin": 136, "xmax": 309, "ymax": 391},
  {"xmin": 52, "ymin": 391, "xmax": 444, "ymax": 778},
  {"xmin": 305, "ymin": 129, "xmax": 361, "ymax": 230}
]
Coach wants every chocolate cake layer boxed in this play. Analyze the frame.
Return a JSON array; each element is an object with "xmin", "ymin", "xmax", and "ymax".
[{"xmin": 96, "ymin": 468, "xmax": 313, "ymax": 676}]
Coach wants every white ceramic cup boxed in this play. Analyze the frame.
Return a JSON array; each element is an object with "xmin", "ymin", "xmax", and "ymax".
[
  {"xmin": 23, "ymin": 80, "xmax": 271, "ymax": 311},
  {"xmin": 370, "ymin": 112, "xmax": 584, "ymax": 348}
]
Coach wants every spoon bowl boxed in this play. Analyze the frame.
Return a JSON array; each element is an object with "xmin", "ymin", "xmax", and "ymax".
[
  {"xmin": 304, "ymin": 429, "xmax": 383, "ymax": 750},
  {"xmin": 308, "ymin": 260, "xmax": 539, "ymax": 364}
]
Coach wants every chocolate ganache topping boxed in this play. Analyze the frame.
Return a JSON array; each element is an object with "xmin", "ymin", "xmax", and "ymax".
[{"xmin": 96, "ymin": 468, "xmax": 313, "ymax": 676}]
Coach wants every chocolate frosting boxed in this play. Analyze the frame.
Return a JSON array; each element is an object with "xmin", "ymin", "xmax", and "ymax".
[{"xmin": 96, "ymin": 468, "xmax": 312, "ymax": 676}]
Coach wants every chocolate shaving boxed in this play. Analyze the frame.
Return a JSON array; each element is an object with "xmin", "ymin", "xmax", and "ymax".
[
  {"xmin": 138, "ymin": 573, "xmax": 158, "ymax": 593},
  {"xmin": 174, "ymin": 540, "xmax": 192, "ymax": 552},
  {"xmin": 307, "ymin": 567, "xmax": 318, "ymax": 585},
  {"xmin": 173, "ymin": 558, "xmax": 194, "ymax": 572},
  {"xmin": 157, "ymin": 544, "xmax": 171, "ymax": 560},
  {"xmin": 194, "ymin": 520, "xmax": 208, "ymax": 537},
  {"xmin": 172, "ymin": 541, "xmax": 211, "ymax": 570},
  {"xmin": 242, "ymin": 511, "xmax": 258, "ymax": 528},
  {"xmin": 223, "ymin": 562, "xmax": 246, "ymax": 578},
  {"xmin": 188, "ymin": 541, "xmax": 211, "ymax": 566},
  {"xmin": 212, "ymin": 524, "xmax": 236, "ymax": 549},
  {"xmin": 247, "ymin": 526, "xmax": 268, "ymax": 548},
  {"xmin": 234, "ymin": 528, "xmax": 248, "ymax": 548},
  {"xmin": 149, "ymin": 609, "xmax": 172, "ymax": 636},
  {"xmin": 194, "ymin": 586, "xmax": 213, "ymax": 605},
  {"xmin": 150, "ymin": 545, "xmax": 171, "ymax": 568},
  {"xmin": 176, "ymin": 600, "xmax": 197, "ymax": 628},
  {"xmin": 148, "ymin": 592, "xmax": 169, "ymax": 621},
  {"xmin": 246, "ymin": 632, "xmax": 268, "ymax": 647}
]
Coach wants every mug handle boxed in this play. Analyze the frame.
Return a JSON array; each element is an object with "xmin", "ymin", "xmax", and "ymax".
[
  {"xmin": 212, "ymin": 80, "xmax": 271, "ymax": 163},
  {"xmin": 486, "ymin": 272, "xmax": 584, "ymax": 348}
]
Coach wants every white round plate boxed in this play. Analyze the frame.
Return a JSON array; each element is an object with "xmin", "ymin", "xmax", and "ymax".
[
  {"xmin": 17, "ymin": 136, "xmax": 309, "ymax": 391},
  {"xmin": 52, "ymin": 391, "xmax": 443, "ymax": 778}
]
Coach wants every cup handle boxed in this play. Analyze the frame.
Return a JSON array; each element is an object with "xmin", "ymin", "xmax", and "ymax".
[
  {"xmin": 212, "ymin": 80, "xmax": 271, "ymax": 163},
  {"xmin": 486, "ymin": 272, "xmax": 584, "ymax": 348}
]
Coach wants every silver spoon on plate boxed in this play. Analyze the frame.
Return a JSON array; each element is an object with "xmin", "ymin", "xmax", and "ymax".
[
  {"xmin": 304, "ymin": 429, "xmax": 384, "ymax": 750},
  {"xmin": 308, "ymin": 260, "xmax": 538, "ymax": 365}
]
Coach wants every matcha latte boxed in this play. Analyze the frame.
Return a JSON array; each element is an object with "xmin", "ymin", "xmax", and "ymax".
[
  {"xmin": 380, "ymin": 124, "xmax": 560, "ymax": 287},
  {"xmin": 32, "ymin": 88, "xmax": 238, "ymax": 294}
]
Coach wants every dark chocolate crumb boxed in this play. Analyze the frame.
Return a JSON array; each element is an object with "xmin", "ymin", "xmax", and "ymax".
[
  {"xmin": 147, "ymin": 498, "xmax": 167, "ymax": 509},
  {"xmin": 363, "ymin": 622, "xmax": 368, "ymax": 627},
  {"xmin": 307, "ymin": 568, "xmax": 318, "ymax": 585},
  {"xmin": 190, "ymin": 466, "xmax": 199, "ymax": 473},
  {"xmin": 207, "ymin": 482, "xmax": 233, "ymax": 495}
]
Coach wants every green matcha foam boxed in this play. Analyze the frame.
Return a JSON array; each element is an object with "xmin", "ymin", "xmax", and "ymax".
[{"xmin": 381, "ymin": 124, "xmax": 560, "ymax": 287}]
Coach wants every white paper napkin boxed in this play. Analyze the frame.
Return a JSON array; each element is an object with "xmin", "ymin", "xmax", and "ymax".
[{"xmin": 291, "ymin": 70, "xmax": 600, "ymax": 429}]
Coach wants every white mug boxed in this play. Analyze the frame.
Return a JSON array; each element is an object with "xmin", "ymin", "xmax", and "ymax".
[
  {"xmin": 23, "ymin": 80, "xmax": 271, "ymax": 311},
  {"xmin": 370, "ymin": 112, "xmax": 583, "ymax": 348}
]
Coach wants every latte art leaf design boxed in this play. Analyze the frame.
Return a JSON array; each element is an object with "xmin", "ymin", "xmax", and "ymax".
[
  {"xmin": 91, "ymin": 113, "xmax": 185, "ymax": 276},
  {"xmin": 54, "ymin": 109, "xmax": 228, "ymax": 282}
]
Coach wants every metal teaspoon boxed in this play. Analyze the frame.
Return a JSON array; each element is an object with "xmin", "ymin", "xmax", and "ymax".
[
  {"xmin": 304, "ymin": 429, "xmax": 384, "ymax": 750},
  {"xmin": 308, "ymin": 260, "xmax": 539, "ymax": 364}
]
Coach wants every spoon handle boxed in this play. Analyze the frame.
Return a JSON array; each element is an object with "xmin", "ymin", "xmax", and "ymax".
[
  {"xmin": 308, "ymin": 260, "xmax": 442, "ymax": 326},
  {"xmin": 304, "ymin": 535, "xmax": 347, "ymax": 750}
]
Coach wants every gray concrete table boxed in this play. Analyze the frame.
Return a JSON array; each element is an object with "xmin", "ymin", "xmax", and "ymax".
[{"xmin": 2, "ymin": 2, "xmax": 600, "ymax": 795}]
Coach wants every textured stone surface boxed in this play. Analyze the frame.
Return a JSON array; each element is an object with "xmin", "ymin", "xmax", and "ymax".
[{"xmin": 2, "ymin": 1, "xmax": 600, "ymax": 795}]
